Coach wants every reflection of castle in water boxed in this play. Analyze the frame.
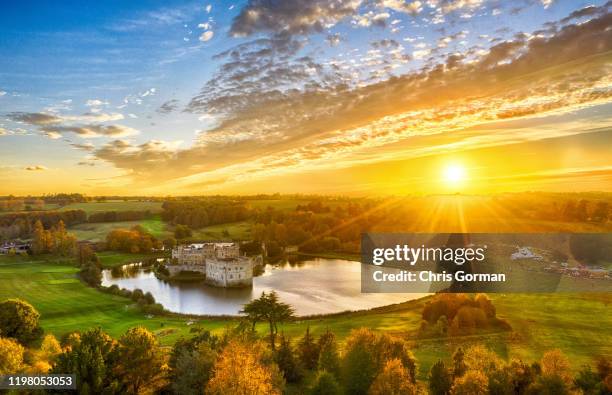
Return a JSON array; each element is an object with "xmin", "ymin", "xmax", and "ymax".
[{"xmin": 170, "ymin": 243, "xmax": 255, "ymax": 288}]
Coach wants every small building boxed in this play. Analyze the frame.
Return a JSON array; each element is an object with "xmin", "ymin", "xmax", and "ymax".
[
  {"xmin": 0, "ymin": 242, "xmax": 30, "ymax": 255},
  {"xmin": 510, "ymin": 247, "xmax": 543, "ymax": 261}
]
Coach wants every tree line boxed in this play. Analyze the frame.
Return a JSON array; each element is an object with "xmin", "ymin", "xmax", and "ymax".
[
  {"xmin": 0, "ymin": 210, "xmax": 86, "ymax": 241},
  {"xmin": 161, "ymin": 200, "xmax": 253, "ymax": 229}
]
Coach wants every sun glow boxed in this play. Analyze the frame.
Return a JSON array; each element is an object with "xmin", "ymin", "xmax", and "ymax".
[{"xmin": 443, "ymin": 164, "xmax": 466, "ymax": 184}]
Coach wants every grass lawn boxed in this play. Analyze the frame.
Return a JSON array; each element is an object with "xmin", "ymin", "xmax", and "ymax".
[
  {"xmin": 59, "ymin": 200, "xmax": 163, "ymax": 214},
  {"xmin": 69, "ymin": 215, "xmax": 172, "ymax": 242},
  {"xmin": 0, "ymin": 254, "xmax": 609, "ymax": 378},
  {"xmin": 190, "ymin": 221, "xmax": 252, "ymax": 240}
]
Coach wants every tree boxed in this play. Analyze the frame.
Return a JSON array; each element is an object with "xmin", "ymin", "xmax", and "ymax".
[
  {"xmin": 376, "ymin": 333, "xmax": 418, "ymax": 383},
  {"xmin": 540, "ymin": 349, "xmax": 572, "ymax": 386},
  {"xmin": 318, "ymin": 330, "xmax": 340, "ymax": 378},
  {"xmin": 309, "ymin": 370, "xmax": 342, "ymax": 395},
  {"xmin": 574, "ymin": 365, "xmax": 603, "ymax": 395},
  {"xmin": 369, "ymin": 358, "xmax": 419, "ymax": 395},
  {"xmin": 451, "ymin": 370, "xmax": 489, "ymax": 395},
  {"xmin": 206, "ymin": 340, "xmax": 284, "ymax": 395},
  {"xmin": 78, "ymin": 244, "xmax": 96, "ymax": 266},
  {"xmin": 452, "ymin": 347, "xmax": 467, "ymax": 378},
  {"xmin": 0, "ymin": 298, "xmax": 42, "ymax": 344},
  {"xmin": 174, "ymin": 224, "xmax": 192, "ymax": 239},
  {"xmin": 52, "ymin": 327, "xmax": 122, "ymax": 394},
  {"xmin": 298, "ymin": 326, "xmax": 320, "ymax": 370},
  {"xmin": 163, "ymin": 237, "xmax": 177, "ymax": 250},
  {"xmin": 0, "ymin": 336, "xmax": 24, "ymax": 374},
  {"xmin": 171, "ymin": 342, "xmax": 216, "ymax": 395},
  {"xmin": 114, "ymin": 327, "xmax": 166, "ymax": 394},
  {"xmin": 429, "ymin": 359, "xmax": 453, "ymax": 395},
  {"xmin": 342, "ymin": 328, "xmax": 378, "ymax": 395},
  {"xmin": 53, "ymin": 220, "xmax": 77, "ymax": 256},
  {"xmin": 592, "ymin": 201, "xmax": 609, "ymax": 222},
  {"xmin": 526, "ymin": 375, "xmax": 568, "ymax": 395},
  {"xmin": 463, "ymin": 344, "xmax": 501, "ymax": 375},
  {"xmin": 31, "ymin": 220, "xmax": 50, "ymax": 254},
  {"xmin": 80, "ymin": 252, "xmax": 102, "ymax": 287},
  {"xmin": 275, "ymin": 333, "xmax": 303, "ymax": 383},
  {"xmin": 240, "ymin": 291, "xmax": 294, "ymax": 350}
]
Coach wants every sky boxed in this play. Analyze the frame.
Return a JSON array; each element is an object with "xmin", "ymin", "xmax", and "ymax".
[{"xmin": 0, "ymin": 0, "xmax": 611, "ymax": 196}]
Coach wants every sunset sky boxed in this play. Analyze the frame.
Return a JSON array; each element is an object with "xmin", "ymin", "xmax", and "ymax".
[{"xmin": 1, "ymin": 0, "xmax": 611, "ymax": 196}]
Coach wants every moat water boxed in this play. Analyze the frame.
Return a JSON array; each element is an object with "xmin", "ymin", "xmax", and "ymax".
[{"xmin": 101, "ymin": 258, "xmax": 421, "ymax": 316}]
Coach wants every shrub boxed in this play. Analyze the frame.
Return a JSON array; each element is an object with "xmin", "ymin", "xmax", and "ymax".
[{"xmin": 0, "ymin": 299, "xmax": 43, "ymax": 344}]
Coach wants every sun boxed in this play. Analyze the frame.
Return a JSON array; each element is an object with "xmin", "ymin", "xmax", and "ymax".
[{"xmin": 443, "ymin": 164, "xmax": 466, "ymax": 184}]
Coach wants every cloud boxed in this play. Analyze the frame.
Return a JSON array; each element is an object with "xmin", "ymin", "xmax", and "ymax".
[
  {"xmin": 0, "ymin": 128, "xmax": 7, "ymax": 136},
  {"xmin": 0, "ymin": 90, "xmax": 6, "ymax": 97},
  {"xmin": 24, "ymin": 165, "xmax": 47, "ymax": 171},
  {"xmin": 85, "ymin": 99, "xmax": 109, "ymax": 107},
  {"xmin": 157, "ymin": 99, "xmax": 180, "ymax": 114},
  {"xmin": 230, "ymin": 0, "xmax": 364, "ymax": 37},
  {"xmin": 199, "ymin": 30, "xmax": 214, "ymax": 42},
  {"xmin": 8, "ymin": 111, "xmax": 124, "ymax": 125},
  {"xmin": 94, "ymin": 139, "xmax": 183, "ymax": 178},
  {"xmin": 379, "ymin": 0, "xmax": 423, "ymax": 15},
  {"xmin": 70, "ymin": 142, "xmax": 95, "ymax": 151},
  {"xmin": 86, "ymin": 5, "xmax": 612, "ymax": 193},
  {"xmin": 8, "ymin": 112, "xmax": 62, "ymax": 125},
  {"xmin": 42, "ymin": 131, "xmax": 63, "ymax": 140},
  {"xmin": 43, "ymin": 125, "xmax": 139, "ymax": 138},
  {"xmin": 327, "ymin": 33, "xmax": 342, "ymax": 46}
]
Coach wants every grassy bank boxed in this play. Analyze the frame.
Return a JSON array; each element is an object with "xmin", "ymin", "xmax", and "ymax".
[{"xmin": 97, "ymin": 251, "xmax": 167, "ymax": 268}]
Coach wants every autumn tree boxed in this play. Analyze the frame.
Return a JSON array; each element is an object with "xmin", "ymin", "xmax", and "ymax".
[
  {"xmin": 429, "ymin": 359, "xmax": 453, "ymax": 395},
  {"xmin": 31, "ymin": 220, "xmax": 50, "ymax": 254},
  {"xmin": 540, "ymin": 349, "xmax": 573, "ymax": 386},
  {"xmin": 463, "ymin": 344, "xmax": 501, "ymax": 376},
  {"xmin": 0, "ymin": 298, "xmax": 42, "ymax": 344},
  {"xmin": 206, "ymin": 340, "xmax": 284, "ymax": 395},
  {"xmin": 451, "ymin": 370, "xmax": 489, "ymax": 395},
  {"xmin": 0, "ymin": 336, "xmax": 24, "ymax": 374},
  {"xmin": 453, "ymin": 347, "xmax": 467, "ymax": 378},
  {"xmin": 114, "ymin": 327, "xmax": 167, "ymax": 394},
  {"xmin": 369, "ymin": 358, "xmax": 419, "ymax": 395}
]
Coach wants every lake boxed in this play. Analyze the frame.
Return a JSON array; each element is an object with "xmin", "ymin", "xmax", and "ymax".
[{"xmin": 101, "ymin": 258, "xmax": 422, "ymax": 316}]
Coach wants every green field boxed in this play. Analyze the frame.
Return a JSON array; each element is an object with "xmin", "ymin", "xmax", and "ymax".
[
  {"xmin": 60, "ymin": 200, "xmax": 163, "ymax": 214},
  {"xmin": 0, "ymin": 254, "xmax": 610, "ymax": 378},
  {"xmin": 191, "ymin": 221, "xmax": 252, "ymax": 240},
  {"xmin": 69, "ymin": 215, "xmax": 172, "ymax": 241}
]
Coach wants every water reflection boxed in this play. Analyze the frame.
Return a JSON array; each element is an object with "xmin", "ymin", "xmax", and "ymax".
[{"xmin": 101, "ymin": 258, "xmax": 421, "ymax": 316}]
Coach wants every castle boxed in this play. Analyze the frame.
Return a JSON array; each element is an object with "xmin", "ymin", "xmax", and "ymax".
[{"xmin": 170, "ymin": 242, "xmax": 254, "ymax": 287}]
